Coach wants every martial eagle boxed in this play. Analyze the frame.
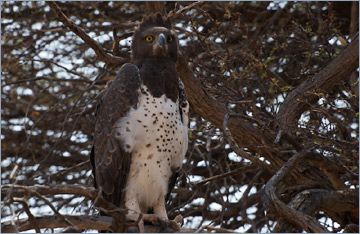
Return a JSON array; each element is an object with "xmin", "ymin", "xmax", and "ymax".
[{"xmin": 90, "ymin": 13, "xmax": 189, "ymax": 232}]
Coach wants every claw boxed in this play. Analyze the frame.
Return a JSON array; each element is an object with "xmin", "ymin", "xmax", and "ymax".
[
  {"xmin": 141, "ymin": 214, "xmax": 181, "ymax": 232},
  {"xmin": 173, "ymin": 214, "xmax": 184, "ymax": 226},
  {"xmin": 168, "ymin": 219, "xmax": 181, "ymax": 231}
]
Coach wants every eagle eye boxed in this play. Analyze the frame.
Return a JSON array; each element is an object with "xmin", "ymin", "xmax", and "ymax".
[
  {"xmin": 145, "ymin": 35, "xmax": 153, "ymax": 42},
  {"xmin": 167, "ymin": 36, "xmax": 174, "ymax": 42}
]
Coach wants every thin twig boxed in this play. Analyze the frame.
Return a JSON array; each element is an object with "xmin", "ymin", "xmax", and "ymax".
[
  {"xmin": 4, "ymin": 76, "xmax": 93, "ymax": 86},
  {"xmin": 168, "ymin": 1, "xmax": 205, "ymax": 18},
  {"xmin": 13, "ymin": 197, "xmax": 41, "ymax": 233},
  {"xmin": 194, "ymin": 165, "xmax": 249, "ymax": 186},
  {"xmin": 9, "ymin": 204, "xmax": 19, "ymax": 233},
  {"xmin": 199, "ymin": 224, "xmax": 238, "ymax": 233},
  {"xmin": 33, "ymin": 191, "xmax": 80, "ymax": 232}
]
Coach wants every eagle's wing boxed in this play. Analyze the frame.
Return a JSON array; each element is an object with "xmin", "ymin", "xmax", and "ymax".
[{"xmin": 91, "ymin": 63, "xmax": 141, "ymax": 206}]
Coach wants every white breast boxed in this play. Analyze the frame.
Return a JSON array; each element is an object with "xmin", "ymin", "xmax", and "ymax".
[{"xmin": 114, "ymin": 85, "xmax": 188, "ymax": 211}]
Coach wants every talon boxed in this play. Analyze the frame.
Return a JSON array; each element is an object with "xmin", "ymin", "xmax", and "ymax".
[
  {"xmin": 173, "ymin": 214, "xmax": 184, "ymax": 226},
  {"xmin": 168, "ymin": 220, "xmax": 181, "ymax": 231}
]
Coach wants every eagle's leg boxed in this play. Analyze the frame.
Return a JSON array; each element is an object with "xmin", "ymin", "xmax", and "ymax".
[
  {"xmin": 142, "ymin": 196, "xmax": 181, "ymax": 232},
  {"xmin": 142, "ymin": 196, "xmax": 168, "ymax": 230},
  {"xmin": 127, "ymin": 211, "xmax": 145, "ymax": 233},
  {"xmin": 125, "ymin": 197, "xmax": 145, "ymax": 232},
  {"xmin": 153, "ymin": 195, "xmax": 168, "ymax": 220}
]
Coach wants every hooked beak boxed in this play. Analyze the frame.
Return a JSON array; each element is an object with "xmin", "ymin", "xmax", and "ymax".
[{"xmin": 158, "ymin": 33, "xmax": 166, "ymax": 47}]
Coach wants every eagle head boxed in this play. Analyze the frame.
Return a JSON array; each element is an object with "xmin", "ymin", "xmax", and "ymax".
[{"xmin": 131, "ymin": 13, "xmax": 178, "ymax": 62}]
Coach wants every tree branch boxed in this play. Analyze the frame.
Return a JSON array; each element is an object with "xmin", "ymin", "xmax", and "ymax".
[
  {"xmin": 1, "ymin": 214, "xmax": 198, "ymax": 233},
  {"xmin": 276, "ymin": 34, "xmax": 359, "ymax": 132},
  {"xmin": 273, "ymin": 188, "xmax": 359, "ymax": 232},
  {"xmin": 1, "ymin": 184, "xmax": 197, "ymax": 232},
  {"xmin": 46, "ymin": 1, "xmax": 127, "ymax": 67},
  {"xmin": 176, "ymin": 55, "xmax": 277, "ymax": 159},
  {"xmin": 223, "ymin": 113, "xmax": 273, "ymax": 170},
  {"xmin": 304, "ymin": 152, "xmax": 348, "ymax": 189},
  {"xmin": 1, "ymin": 215, "xmax": 112, "ymax": 233},
  {"xmin": 168, "ymin": 2, "xmax": 205, "ymax": 18},
  {"xmin": 1, "ymin": 184, "xmax": 126, "ymax": 226},
  {"xmin": 262, "ymin": 151, "xmax": 329, "ymax": 233}
]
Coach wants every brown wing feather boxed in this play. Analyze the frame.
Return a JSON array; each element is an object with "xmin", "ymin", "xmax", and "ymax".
[{"xmin": 91, "ymin": 63, "xmax": 141, "ymax": 206}]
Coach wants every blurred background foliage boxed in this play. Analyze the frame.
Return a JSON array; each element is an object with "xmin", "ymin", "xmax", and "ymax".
[{"xmin": 1, "ymin": 1, "xmax": 358, "ymax": 232}]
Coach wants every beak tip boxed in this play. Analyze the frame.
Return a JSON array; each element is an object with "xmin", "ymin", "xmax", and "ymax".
[{"xmin": 158, "ymin": 33, "xmax": 166, "ymax": 46}]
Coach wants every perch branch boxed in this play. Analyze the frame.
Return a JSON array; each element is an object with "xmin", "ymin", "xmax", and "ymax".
[
  {"xmin": 1, "ymin": 214, "xmax": 197, "ymax": 233},
  {"xmin": 1, "ymin": 184, "xmax": 197, "ymax": 232}
]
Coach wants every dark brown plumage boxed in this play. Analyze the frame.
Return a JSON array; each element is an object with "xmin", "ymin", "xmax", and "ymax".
[{"xmin": 91, "ymin": 64, "xmax": 141, "ymax": 206}]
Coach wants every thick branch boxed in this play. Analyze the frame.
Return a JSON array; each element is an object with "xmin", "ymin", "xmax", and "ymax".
[
  {"xmin": 262, "ymin": 151, "xmax": 328, "ymax": 233},
  {"xmin": 46, "ymin": 1, "xmax": 127, "ymax": 67},
  {"xmin": 276, "ymin": 34, "xmax": 359, "ymax": 131},
  {"xmin": 1, "ymin": 215, "xmax": 195, "ymax": 233},
  {"xmin": 1, "ymin": 185, "xmax": 195, "ymax": 232},
  {"xmin": 1, "ymin": 215, "xmax": 112, "ymax": 233},
  {"xmin": 176, "ymin": 55, "xmax": 277, "ymax": 158},
  {"xmin": 274, "ymin": 188, "xmax": 359, "ymax": 232},
  {"xmin": 304, "ymin": 152, "xmax": 348, "ymax": 189}
]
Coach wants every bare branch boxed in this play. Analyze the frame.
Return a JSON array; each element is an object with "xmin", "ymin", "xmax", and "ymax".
[
  {"xmin": 194, "ymin": 165, "xmax": 251, "ymax": 186},
  {"xmin": 262, "ymin": 151, "xmax": 329, "ymax": 233},
  {"xmin": 1, "ymin": 215, "xmax": 112, "ymax": 233},
  {"xmin": 12, "ymin": 197, "xmax": 41, "ymax": 233},
  {"xmin": 1, "ymin": 214, "xmax": 198, "ymax": 233},
  {"xmin": 223, "ymin": 113, "xmax": 274, "ymax": 170},
  {"xmin": 274, "ymin": 188, "xmax": 359, "ymax": 232},
  {"xmin": 304, "ymin": 152, "xmax": 348, "ymax": 189},
  {"xmin": 276, "ymin": 34, "xmax": 359, "ymax": 132},
  {"xmin": 168, "ymin": 2, "xmax": 205, "ymax": 18},
  {"xmin": 1, "ymin": 184, "xmax": 124, "ymax": 216},
  {"xmin": 176, "ymin": 55, "xmax": 277, "ymax": 157},
  {"xmin": 46, "ymin": 1, "xmax": 127, "ymax": 67},
  {"xmin": 33, "ymin": 191, "xmax": 80, "ymax": 231}
]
